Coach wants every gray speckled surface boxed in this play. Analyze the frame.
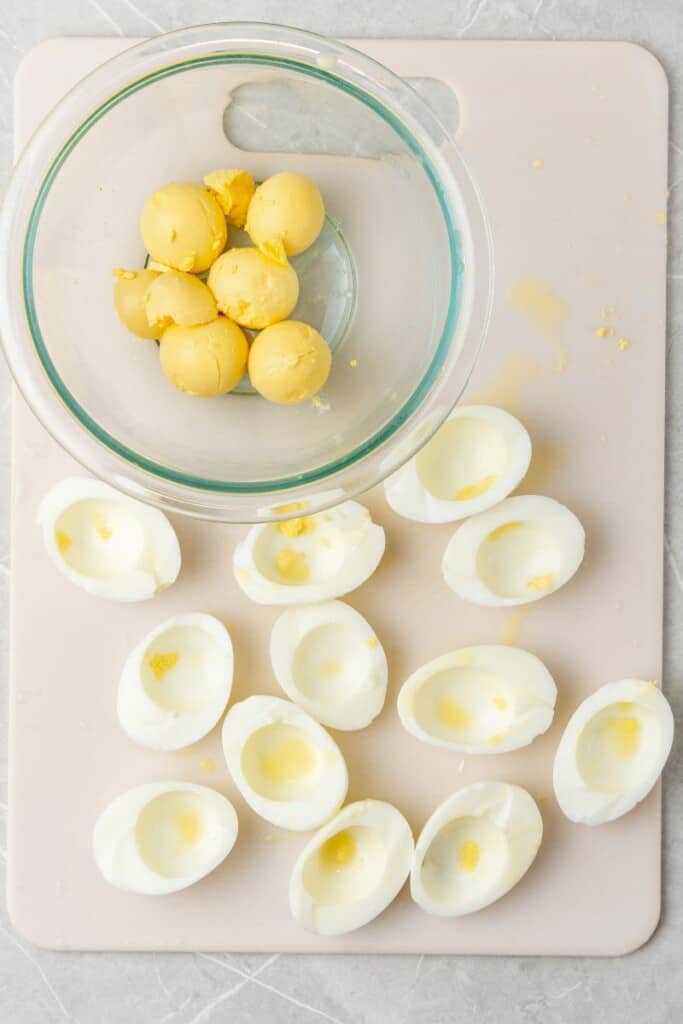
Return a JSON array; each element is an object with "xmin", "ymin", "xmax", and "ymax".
[{"xmin": 1, "ymin": 1, "xmax": 682, "ymax": 1022}]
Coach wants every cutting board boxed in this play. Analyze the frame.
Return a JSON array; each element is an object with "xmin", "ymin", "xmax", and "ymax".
[{"xmin": 7, "ymin": 38, "xmax": 668, "ymax": 954}]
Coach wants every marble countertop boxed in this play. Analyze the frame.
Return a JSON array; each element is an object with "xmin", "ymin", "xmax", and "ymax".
[{"xmin": 1, "ymin": 2, "xmax": 682, "ymax": 1022}]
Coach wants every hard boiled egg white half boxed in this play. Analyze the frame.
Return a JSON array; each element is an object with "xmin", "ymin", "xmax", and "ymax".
[
  {"xmin": 411, "ymin": 782, "xmax": 542, "ymax": 917},
  {"xmin": 385, "ymin": 405, "xmax": 532, "ymax": 524},
  {"xmin": 442, "ymin": 494, "xmax": 585, "ymax": 606},
  {"xmin": 553, "ymin": 679, "xmax": 674, "ymax": 825},
  {"xmin": 222, "ymin": 696, "xmax": 348, "ymax": 830},
  {"xmin": 117, "ymin": 613, "xmax": 233, "ymax": 751},
  {"xmin": 290, "ymin": 799, "xmax": 414, "ymax": 936},
  {"xmin": 398, "ymin": 646, "xmax": 556, "ymax": 754},
  {"xmin": 270, "ymin": 601, "xmax": 388, "ymax": 731},
  {"xmin": 93, "ymin": 781, "xmax": 238, "ymax": 894},
  {"xmin": 39, "ymin": 477, "xmax": 181, "ymax": 601},
  {"xmin": 234, "ymin": 500, "xmax": 385, "ymax": 606}
]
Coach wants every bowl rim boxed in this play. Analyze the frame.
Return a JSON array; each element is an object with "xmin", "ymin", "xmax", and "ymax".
[{"xmin": 0, "ymin": 23, "xmax": 494, "ymax": 521}]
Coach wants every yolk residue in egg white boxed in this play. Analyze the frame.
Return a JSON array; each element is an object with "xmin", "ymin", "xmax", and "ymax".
[
  {"xmin": 276, "ymin": 516, "xmax": 315, "ymax": 539},
  {"xmin": 320, "ymin": 658, "xmax": 341, "ymax": 677},
  {"xmin": 492, "ymin": 695, "xmax": 508, "ymax": 711},
  {"xmin": 94, "ymin": 512, "xmax": 112, "ymax": 540},
  {"xmin": 367, "ymin": 636, "xmax": 378, "ymax": 649},
  {"xmin": 174, "ymin": 808, "xmax": 204, "ymax": 847},
  {"xmin": 275, "ymin": 547, "xmax": 310, "ymax": 583},
  {"xmin": 56, "ymin": 529, "xmax": 73, "ymax": 553},
  {"xmin": 260, "ymin": 737, "xmax": 316, "ymax": 785},
  {"xmin": 459, "ymin": 840, "xmax": 481, "ymax": 872},
  {"xmin": 148, "ymin": 652, "xmax": 179, "ymax": 680},
  {"xmin": 319, "ymin": 830, "xmax": 356, "ymax": 872},
  {"xmin": 436, "ymin": 697, "xmax": 471, "ymax": 732},
  {"xmin": 608, "ymin": 715, "xmax": 641, "ymax": 758},
  {"xmin": 527, "ymin": 573, "xmax": 554, "ymax": 592},
  {"xmin": 452, "ymin": 474, "xmax": 498, "ymax": 501},
  {"xmin": 487, "ymin": 521, "xmax": 525, "ymax": 543}
]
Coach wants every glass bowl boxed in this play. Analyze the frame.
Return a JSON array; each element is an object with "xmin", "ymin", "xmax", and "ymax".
[{"xmin": 0, "ymin": 23, "xmax": 493, "ymax": 522}]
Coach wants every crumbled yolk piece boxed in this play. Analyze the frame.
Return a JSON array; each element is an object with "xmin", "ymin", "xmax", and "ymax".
[
  {"xmin": 453, "ymin": 474, "xmax": 497, "ymax": 501},
  {"xmin": 436, "ymin": 697, "xmax": 471, "ymax": 731},
  {"xmin": 527, "ymin": 573, "xmax": 554, "ymax": 592},
  {"xmin": 595, "ymin": 326, "xmax": 609, "ymax": 338},
  {"xmin": 260, "ymin": 738, "xmax": 315, "ymax": 784},
  {"xmin": 487, "ymin": 521, "xmax": 524, "ymax": 542},
  {"xmin": 148, "ymin": 652, "xmax": 179, "ymax": 680},
  {"xmin": 492, "ymin": 695, "xmax": 508, "ymax": 711},
  {"xmin": 656, "ymin": 211, "xmax": 666, "ymax": 225},
  {"xmin": 199, "ymin": 757, "xmax": 216, "ymax": 772},
  {"xmin": 319, "ymin": 830, "xmax": 356, "ymax": 871},
  {"xmin": 617, "ymin": 338, "xmax": 631, "ymax": 351},
  {"xmin": 276, "ymin": 516, "xmax": 315, "ymax": 539},
  {"xmin": 175, "ymin": 808, "xmax": 203, "ymax": 847},
  {"xmin": 459, "ymin": 840, "xmax": 481, "ymax": 872},
  {"xmin": 531, "ymin": 158, "xmax": 544, "ymax": 169},
  {"xmin": 349, "ymin": 359, "xmax": 358, "ymax": 368},
  {"xmin": 56, "ymin": 530, "xmax": 73, "ymax": 553},
  {"xmin": 367, "ymin": 636, "xmax": 378, "ymax": 649},
  {"xmin": 320, "ymin": 658, "xmax": 341, "ymax": 677},
  {"xmin": 94, "ymin": 512, "xmax": 112, "ymax": 540},
  {"xmin": 275, "ymin": 547, "xmax": 310, "ymax": 583},
  {"xmin": 273, "ymin": 501, "xmax": 308, "ymax": 515},
  {"xmin": 609, "ymin": 715, "xmax": 641, "ymax": 758}
]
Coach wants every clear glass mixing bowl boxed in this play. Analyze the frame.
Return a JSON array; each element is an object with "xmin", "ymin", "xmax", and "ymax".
[{"xmin": 0, "ymin": 23, "xmax": 493, "ymax": 522}]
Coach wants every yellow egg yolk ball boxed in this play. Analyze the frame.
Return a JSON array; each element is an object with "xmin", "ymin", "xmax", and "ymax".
[
  {"xmin": 207, "ymin": 248, "xmax": 299, "ymax": 330},
  {"xmin": 246, "ymin": 172, "xmax": 325, "ymax": 264},
  {"xmin": 113, "ymin": 268, "xmax": 161, "ymax": 339},
  {"xmin": 248, "ymin": 320, "xmax": 332, "ymax": 404},
  {"xmin": 160, "ymin": 316, "xmax": 248, "ymax": 397},
  {"xmin": 144, "ymin": 270, "xmax": 217, "ymax": 333},
  {"xmin": 140, "ymin": 182, "xmax": 227, "ymax": 273},
  {"xmin": 203, "ymin": 168, "xmax": 255, "ymax": 228}
]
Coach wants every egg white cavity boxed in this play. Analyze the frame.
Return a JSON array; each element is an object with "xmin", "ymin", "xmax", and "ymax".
[
  {"xmin": 442, "ymin": 494, "xmax": 585, "ymax": 606},
  {"xmin": 118, "ymin": 613, "xmax": 233, "ymax": 750},
  {"xmin": 384, "ymin": 406, "xmax": 532, "ymax": 524},
  {"xmin": 234, "ymin": 501, "xmax": 385, "ymax": 605},
  {"xmin": 38, "ymin": 477, "xmax": 180, "ymax": 601},
  {"xmin": 398, "ymin": 646, "xmax": 556, "ymax": 753},
  {"xmin": 290, "ymin": 799, "xmax": 414, "ymax": 935},
  {"xmin": 553, "ymin": 679, "xmax": 674, "ymax": 825},
  {"xmin": 93, "ymin": 781, "xmax": 238, "ymax": 894},
  {"xmin": 411, "ymin": 782, "xmax": 542, "ymax": 917},
  {"xmin": 222, "ymin": 696, "xmax": 348, "ymax": 830},
  {"xmin": 271, "ymin": 601, "xmax": 388, "ymax": 730}
]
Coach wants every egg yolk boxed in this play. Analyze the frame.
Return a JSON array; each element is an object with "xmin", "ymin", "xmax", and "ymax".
[
  {"xmin": 140, "ymin": 182, "xmax": 227, "ymax": 273},
  {"xmin": 275, "ymin": 547, "xmax": 310, "ymax": 583},
  {"xmin": 148, "ymin": 652, "xmax": 179, "ymax": 680},
  {"xmin": 260, "ymin": 738, "xmax": 316, "ymax": 784},
  {"xmin": 203, "ymin": 168, "xmax": 255, "ymax": 227},
  {"xmin": 459, "ymin": 840, "xmax": 481, "ymax": 872},
  {"xmin": 248, "ymin": 320, "xmax": 332, "ymax": 404},
  {"xmin": 527, "ymin": 573, "xmax": 554, "ymax": 592},
  {"xmin": 246, "ymin": 172, "xmax": 325, "ymax": 262},
  {"xmin": 175, "ymin": 808, "xmax": 203, "ymax": 847},
  {"xmin": 207, "ymin": 248, "xmax": 299, "ymax": 331},
  {"xmin": 276, "ymin": 516, "xmax": 315, "ymax": 539},
  {"xmin": 436, "ymin": 697, "xmax": 471, "ymax": 731},
  {"xmin": 452, "ymin": 474, "xmax": 497, "ymax": 501},
  {"xmin": 56, "ymin": 529, "xmax": 73, "ymax": 553},
  {"xmin": 609, "ymin": 715, "xmax": 641, "ymax": 758},
  {"xmin": 319, "ymin": 830, "xmax": 357, "ymax": 871},
  {"xmin": 487, "ymin": 521, "xmax": 525, "ymax": 542}
]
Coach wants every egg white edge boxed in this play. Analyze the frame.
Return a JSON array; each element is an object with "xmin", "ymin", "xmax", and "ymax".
[
  {"xmin": 92, "ymin": 780, "xmax": 238, "ymax": 895},
  {"xmin": 221, "ymin": 695, "xmax": 348, "ymax": 830},
  {"xmin": 552, "ymin": 678, "xmax": 675, "ymax": 825},
  {"xmin": 289, "ymin": 798, "xmax": 415, "ymax": 936},
  {"xmin": 270, "ymin": 600, "xmax": 388, "ymax": 730}
]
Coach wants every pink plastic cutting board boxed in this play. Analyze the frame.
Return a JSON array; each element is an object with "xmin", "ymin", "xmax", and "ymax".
[{"xmin": 7, "ymin": 38, "xmax": 668, "ymax": 954}]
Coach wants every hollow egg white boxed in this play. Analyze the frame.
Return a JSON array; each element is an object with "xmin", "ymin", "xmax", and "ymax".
[
  {"xmin": 398, "ymin": 646, "xmax": 556, "ymax": 753},
  {"xmin": 233, "ymin": 501, "xmax": 385, "ymax": 606},
  {"xmin": 93, "ymin": 781, "xmax": 238, "ymax": 894},
  {"xmin": 270, "ymin": 601, "xmax": 388, "ymax": 731},
  {"xmin": 117, "ymin": 613, "xmax": 233, "ymax": 751},
  {"xmin": 411, "ymin": 782, "xmax": 542, "ymax": 917},
  {"xmin": 553, "ymin": 679, "xmax": 674, "ymax": 825},
  {"xmin": 222, "ymin": 696, "xmax": 348, "ymax": 830},
  {"xmin": 385, "ymin": 405, "xmax": 532, "ymax": 524},
  {"xmin": 442, "ymin": 494, "xmax": 585, "ymax": 606},
  {"xmin": 289, "ymin": 799, "xmax": 414, "ymax": 935},
  {"xmin": 38, "ymin": 477, "xmax": 181, "ymax": 601}
]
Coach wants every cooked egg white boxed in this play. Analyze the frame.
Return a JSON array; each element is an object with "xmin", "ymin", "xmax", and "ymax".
[
  {"xmin": 442, "ymin": 494, "xmax": 585, "ymax": 606},
  {"xmin": 385, "ymin": 406, "xmax": 532, "ymax": 524},
  {"xmin": 289, "ymin": 799, "xmax": 414, "ymax": 935},
  {"xmin": 398, "ymin": 645, "xmax": 556, "ymax": 753},
  {"xmin": 117, "ymin": 613, "xmax": 233, "ymax": 751},
  {"xmin": 233, "ymin": 501, "xmax": 385, "ymax": 606},
  {"xmin": 222, "ymin": 695, "xmax": 348, "ymax": 830},
  {"xmin": 411, "ymin": 782, "xmax": 542, "ymax": 917},
  {"xmin": 553, "ymin": 679, "xmax": 674, "ymax": 825},
  {"xmin": 93, "ymin": 781, "xmax": 238, "ymax": 894},
  {"xmin": 38, "ymin": 477, "xmax": 181, "ymax": 601},
  {"xmin": 270, "ymin": 601, "xmax": 388, "ymax": 731}
]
